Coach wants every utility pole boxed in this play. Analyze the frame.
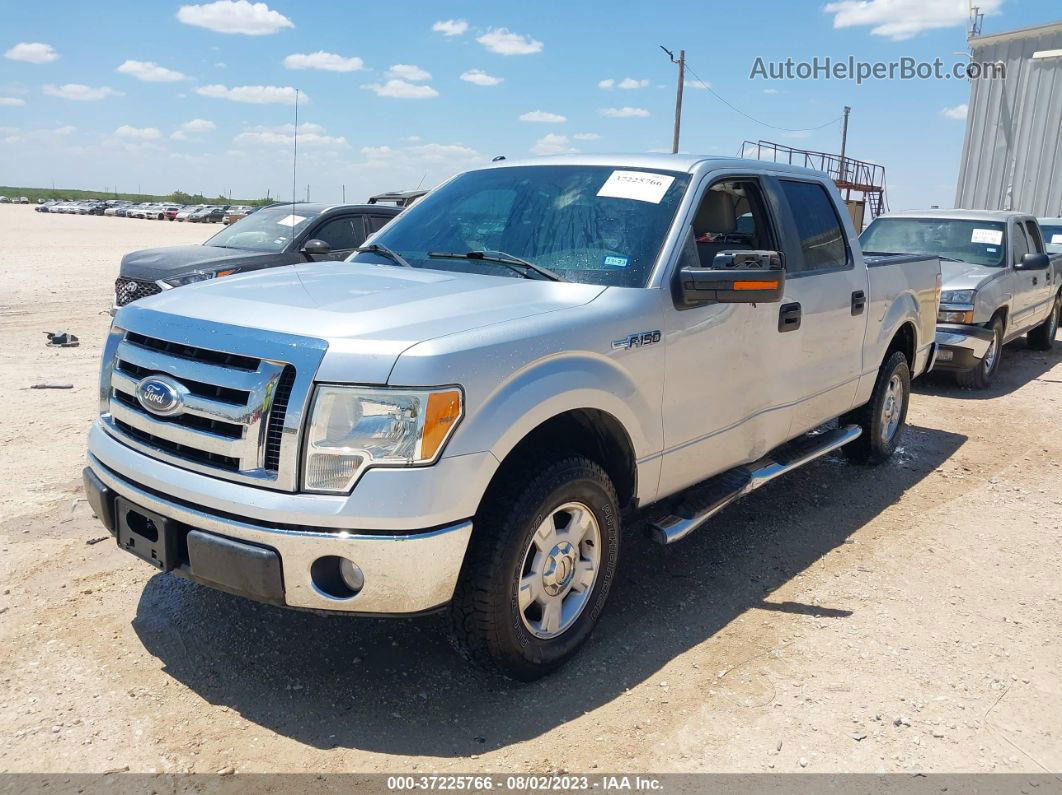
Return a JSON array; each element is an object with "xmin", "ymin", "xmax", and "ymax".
[
  {"xmin": 342, "ymin": 184, "xmax": 346, "ymax": 203},
  {"xmin": 661, "ymin": 46, "xmax": 685, "ymax": 153},
  {"xmin": 839, "ymin": 105, "xmax": 851, "ymax": 199},
  {"xmin": 306, "ymin": 184, "xmax": 310, "ymax": 202}
]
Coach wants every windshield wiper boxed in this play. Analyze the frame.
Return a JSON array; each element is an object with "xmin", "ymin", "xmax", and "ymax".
[
  {"xmin": 355, "ymin": 243, "xmax": 413, "ymax": 268},
  {"xmin": 427, "ymin": 250, "xmax": 563, "ymax": 282}
]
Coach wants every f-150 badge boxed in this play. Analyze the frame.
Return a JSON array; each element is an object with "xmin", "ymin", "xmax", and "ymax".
[{"xmin": 612, "ymin": 330, "xmax": 661, "ymax": 350}]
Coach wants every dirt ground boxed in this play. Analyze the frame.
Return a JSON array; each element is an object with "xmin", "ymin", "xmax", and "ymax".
[{"xmin": 1, "ymin": 205, "xmax": 1060, "ymax": 775}]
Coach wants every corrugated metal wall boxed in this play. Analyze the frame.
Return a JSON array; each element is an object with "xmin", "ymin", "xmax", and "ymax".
[{"xmin": 955, "ymin": 23, "xmax": 1062, "ymax": 216}]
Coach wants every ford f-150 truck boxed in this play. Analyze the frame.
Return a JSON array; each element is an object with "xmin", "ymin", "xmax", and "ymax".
[
  {"xmin": 84, "ymin": 155, "xmax": 940, "ymax": 679},
  {"xmin": 861, "ymin": 210, "xmax": 1061, "ymax": 389}
]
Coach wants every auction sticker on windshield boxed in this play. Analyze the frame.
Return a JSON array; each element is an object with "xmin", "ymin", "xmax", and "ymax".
[
  {"xmin": 971, "ymin": 228, "xmax": 1003, "ymax": 245},
  {"xmin": 597, "ymin": 171, "xmax": 675, "ymax": 204},
  {"xmin": 275, "ymin": 214, "xmax": 307, "ymax": 228}
]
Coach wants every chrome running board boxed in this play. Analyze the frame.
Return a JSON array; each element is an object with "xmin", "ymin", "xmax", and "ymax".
[{"xmin": 648, "ymin": 424, "xmax": 862, "ymax": 545}]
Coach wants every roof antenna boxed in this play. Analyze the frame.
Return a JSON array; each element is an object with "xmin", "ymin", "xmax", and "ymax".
[{"xmin": 291, "ymin": 88, "xmax": 299, "ymax": 226}]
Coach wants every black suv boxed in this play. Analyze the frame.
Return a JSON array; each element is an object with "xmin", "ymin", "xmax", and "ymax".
[{"xmin": 114, "ymin": 202, "xmax": 402, "ymax": 309}]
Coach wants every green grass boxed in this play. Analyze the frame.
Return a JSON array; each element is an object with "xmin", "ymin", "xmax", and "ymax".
[{"xmin": 0, "ymin": 186, "xmax": 273, "ymax": 205}]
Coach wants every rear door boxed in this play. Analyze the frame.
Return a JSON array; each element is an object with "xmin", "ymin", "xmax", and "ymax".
[
  {"xmin": 771, "ymin": 177, "xmax": 868, "ymax": 436},
  {"xmin": 304, "ymin": 215, "xmax": 366, "ymax": 261},
  {"xmin": 1023, "ymin": 220, "xmax": 1055, "ymax": 324},
  {"xmin": 1008, "ymin": 221, "xmax": 1037, "ymax": 334}
]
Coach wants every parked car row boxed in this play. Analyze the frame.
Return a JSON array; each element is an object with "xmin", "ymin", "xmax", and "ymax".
[
  {"xmin": 33, "ymin": 198, "xmax": 255, "ymax": 222},
  {"xmin": 0, "ymin": 195, "xmax": 30, "ymax": 204}
]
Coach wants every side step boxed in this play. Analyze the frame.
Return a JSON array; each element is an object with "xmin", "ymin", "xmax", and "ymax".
[{"xmin": 648, "ymin": 424, "xmax": 862, "ymax": 545}]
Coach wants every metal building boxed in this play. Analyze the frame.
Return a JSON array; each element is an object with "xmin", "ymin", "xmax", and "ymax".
[{"xmin": 955, "ymin": 21, "xmax": 1062, "ymax": 216}]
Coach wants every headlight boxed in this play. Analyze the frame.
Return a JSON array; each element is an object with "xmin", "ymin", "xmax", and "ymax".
[
  {"xmin": 302, "ymin": 385, "xmax": 463, "ymax": 493},
  {"xmin": 940, "ymin": 289, "xmax": 975, "ymax": 305},
  {"xmin": 158, "ymin": 271, "xmax": 215, "ymax": 289}
]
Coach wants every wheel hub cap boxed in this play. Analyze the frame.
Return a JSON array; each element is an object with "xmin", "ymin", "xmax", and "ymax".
[{"xmin": 518, "ymin": 502, "xmax": 602, "ymax": 639}]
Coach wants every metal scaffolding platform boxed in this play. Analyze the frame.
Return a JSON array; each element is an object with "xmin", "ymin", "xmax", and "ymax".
[{"xmin": 741, "ymin": 140, "xmax": 889, "ymax": 219}]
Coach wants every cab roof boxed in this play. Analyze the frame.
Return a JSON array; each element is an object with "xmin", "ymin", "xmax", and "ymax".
[{"xmin": 482, "ymin": 152, "xmax": 829, "ymax": 179}]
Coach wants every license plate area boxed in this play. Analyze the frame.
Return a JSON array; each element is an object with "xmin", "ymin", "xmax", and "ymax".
[{"xmin": 115, "ymin": 498, "xmax": 178, "ymax": 571}]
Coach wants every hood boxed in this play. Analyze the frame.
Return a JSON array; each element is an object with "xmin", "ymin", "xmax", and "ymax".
[
  {"xmin": 939, "ymin": 259, "xmax": 1005, "ymax": 292},
  {"xmin": 120, "ymin": 245, "xmax": 271, "ymax": 280},
  {"xmin": 120, "ymin": 262, "xmax": 606, "ymax": 383}
]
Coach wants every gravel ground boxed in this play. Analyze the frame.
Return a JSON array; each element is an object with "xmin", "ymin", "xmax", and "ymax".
[{"xmin": 1, "ymin": 205, "xmax": 1060, "ymax": 775}]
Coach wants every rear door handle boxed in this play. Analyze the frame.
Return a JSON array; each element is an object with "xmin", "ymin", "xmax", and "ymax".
[
  {"xmin": 1033, "ymin": 276, "xmax": 1039, "ymax": 286},
  {"xmin": 851, "ymin": 290, "xmax": 866, "ymax": 315},
  {"xmin": 778, "ymin": 302, "xmax": 802, "ymax": 332}
]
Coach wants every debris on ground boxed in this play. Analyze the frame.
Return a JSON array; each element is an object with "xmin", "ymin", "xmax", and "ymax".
[
  {"xmin": 44, "ymin": 331, "xmax": 79, "ymax": 348},
  {"xmin": 29, "ymin": 382, "xmax": 74, "ymax": 389}
]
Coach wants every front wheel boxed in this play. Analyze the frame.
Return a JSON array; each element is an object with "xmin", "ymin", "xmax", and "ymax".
[
  {"xmin": 842, "ymin": 350, "xmax": 911, "ymax": 465},
  {"xmin": 451, "ymin": 455, "xmax": 620, "ymax": 680},
  {"xmin": 956, "ymin": 316, "xmax": 1003, "ymax": 389}
]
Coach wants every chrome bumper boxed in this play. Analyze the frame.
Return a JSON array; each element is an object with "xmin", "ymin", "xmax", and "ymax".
[{"xmin": 87, "ymin": 454, "xmax": 473, "ymax": 615}]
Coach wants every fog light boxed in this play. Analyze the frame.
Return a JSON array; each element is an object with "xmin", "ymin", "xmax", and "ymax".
[
  {"xmin": 310, "ymin": 555, "xmax": 364, "ymax": 599},
  {"xmin": 339, "ymin": 558, "xmax": 365, "ymax": 592}
]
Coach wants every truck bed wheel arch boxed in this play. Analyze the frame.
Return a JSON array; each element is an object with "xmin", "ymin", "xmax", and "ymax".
[
  {"xmin": 887, "ymin": 321, "xmax": 917, "ymax": 367},
  {"xmin": 479, "ymin": 408, "xmax": 638, "ymax": 516}
]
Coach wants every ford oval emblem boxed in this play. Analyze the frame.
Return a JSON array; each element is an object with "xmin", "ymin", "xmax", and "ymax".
[{"xmin": 135, "ymin": 376, "xmax": 184, "ymax": 416}]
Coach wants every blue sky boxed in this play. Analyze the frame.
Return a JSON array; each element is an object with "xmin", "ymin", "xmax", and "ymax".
[{"xmin": 1, "ymin": 0, "xmax": 1058, "ymax": 208}]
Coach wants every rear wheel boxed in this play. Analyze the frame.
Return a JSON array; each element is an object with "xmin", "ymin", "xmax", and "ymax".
[
  {"xmin": 451, "ymin": 455, "xmax": 620, "ymax": 680},
  {"xmin": 1027, "ymin": 294, "xmax": 1060, "ymax": 351},
  {"xmin": 842, "ymin": 350, "xmax": 911, "ymax": 465},
  {"xmin": 956, "ymin": 316, "xmax": 1004, "ymax": 389}
]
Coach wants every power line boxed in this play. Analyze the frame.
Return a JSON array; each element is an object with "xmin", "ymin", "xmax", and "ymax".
[{"xmin": 683, "ymin": 61, "xmax": 842, "ymax": 134}]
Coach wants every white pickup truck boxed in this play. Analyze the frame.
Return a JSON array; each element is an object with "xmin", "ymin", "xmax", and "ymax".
[
  {"xmin": 861, "ymin": 210, "xmax": 1062, "ymax": 388},
  {"xmin": 84, "ymin": 155, "xmax": 941, "ymax": 679}
]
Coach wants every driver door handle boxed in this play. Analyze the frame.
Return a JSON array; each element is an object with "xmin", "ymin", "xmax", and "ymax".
[{"xmin": 778, "ymin": 302, "xmax": 802, "ymax": 332}]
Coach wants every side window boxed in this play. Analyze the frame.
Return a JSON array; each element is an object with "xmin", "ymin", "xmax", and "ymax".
[
  {"xmin": 690, "ymin": 179, "xmax": 775, "ymax": 269},
  {"xmin": 779, "ymin": 180, "xmax": 848, "ymax": 273},
  {"xmin": 1023, "ymin": 221, "xmax": 1044, "ymax": 254},
  {"xmin": 312, "ymin": 217, "xmax": 358, "ymax": 251},
  {"xmin": 367, "ymin": 215, "xmax": 394, "ymax": 233},
  {"xmin": 1012, "ymin": 224, "xmax": 1030, "ymax": 265}
]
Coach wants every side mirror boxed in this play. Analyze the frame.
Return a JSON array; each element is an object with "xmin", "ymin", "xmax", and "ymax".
[
  {"xmin": 679, "ymin": 250, "xmax": 786, "ymax": 306},
  {"xmin": 1015, "ymin": 252, "xmax": 1049, "ymax": 271},
  {"xmin": 302, "ymin": 239, "xmax": 331, "ymax": 256}
]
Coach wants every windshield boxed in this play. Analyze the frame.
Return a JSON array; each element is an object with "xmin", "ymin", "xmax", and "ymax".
[
  {"xmin": 205, "ymin": 205, "xmax": 319, "ymax": 252},
  {"xmin": 349, "ymin": 165, "xmax": 690, "ymax": 287},
  {"xmin": 1041, "ymin": 223, "xmax": 1062, "ymax": 249},
  {"xmin": 860, "ymin": 218, "xmax": 1007, "ymax": 268}
]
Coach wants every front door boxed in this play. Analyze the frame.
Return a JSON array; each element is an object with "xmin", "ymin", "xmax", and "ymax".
[{"xmin": 658, "ymin": 175, "xmax": 799, "ymax": 498}]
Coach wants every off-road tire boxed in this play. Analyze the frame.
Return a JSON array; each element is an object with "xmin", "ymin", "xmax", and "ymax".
[
  {"xmin": 842, "ymin": 350, "xmax": 911, "ymax": 465},
  {"xmin": 1027, "ymin": 293, "xmax": 1060, "ymax": 351},
  {"xmin": 956, "ymin": 316, "xmax": 1004, "ymax": 389},
  {"xmin": 450, "ymin": 455, "xmax": 620, "ymax": 681}
]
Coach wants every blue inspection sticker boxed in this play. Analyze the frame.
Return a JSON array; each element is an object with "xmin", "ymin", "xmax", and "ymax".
[{"xmin": 603, "ymin": 255, "xmax": 629, "ymax": 268}]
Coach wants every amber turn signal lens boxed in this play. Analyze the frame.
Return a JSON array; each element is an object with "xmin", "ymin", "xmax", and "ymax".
[
  {"xmin": 421, "ymin": 389, "xmax": 463, "ymax": 460},
  {"xmin": 733, "ymin": 280, "xmax": 780, "ymax": 291}
]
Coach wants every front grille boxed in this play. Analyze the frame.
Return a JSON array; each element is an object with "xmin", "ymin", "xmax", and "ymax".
[
  {"xmin": 114, "ymin": 278, "xmax": 162, "ymax": 307},
  {"xmin": 104, "ymin": 331, "xmax": 298, "ymax": 487}
]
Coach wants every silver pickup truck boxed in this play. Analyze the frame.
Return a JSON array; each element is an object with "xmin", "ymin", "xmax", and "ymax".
[
  {"xmin": 861, "ymin": 209, "xmax": 1062, "ymax": 388},
  {"xmin": 84, "ymin": 155, "xmax": 940, "ymax": 679}
]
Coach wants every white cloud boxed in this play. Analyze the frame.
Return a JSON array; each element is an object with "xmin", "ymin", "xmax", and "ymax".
[
  {"xmin": 823, "ymin": 0, "xmax": 1002, "ymax": 40},
  {"xmin": 355, "ymin": 142, "xmax": 485, "ymax": 175},
  {"xmin": 684, "ymin": 78, "xmax": 710, "ymax": 89},
  {"xmin": 763, "ymin": 88, "xmax": 779, "ymax": 95},
  {"xmin": 177, "ymin": 0, "xmax": 294, "ymax": 35},
  {"xmin": 195, "ymin": 84, "xmax": 304, "ymax": 104},
  {"xmin": 386, "ymin": 64, "xmax": 431, "ymax": 82},
  {"xmin": 234, "ymin": 122, "xmax": 347, "ymax": 148},
  {"xmin": 361, "ymin": 79, "xmax": 439, "ymax": 99},
  {"xmin": 573, "ymin": 132, "xmax": 601, "ymax": 141},
  {"xmin": 942, "ymin": 103, "xmax": 968, "ymax": 120},
  {"xmin": 54, "ymin": 125, "xmax": 76, "ymax": 135},
  {"xmin": 600, "ymin": 106, "xmax": 650, "ymax": 118},
  {"xmin": 432, "ymin": 19, "xmax": 468, "ymax": 37},
  {"xmin": 600, "ymin": 77, "xmax": 649, "ymax": 90},
  {"xmin": 182, "ymin": 118, "xmax": 217, "ymax": 133},
  {"xmin": 0, "ymin": 97, "xmax": 26, "ymax": 106},
  {"xmin": 477, "ymin": 28, "xmax": 543, "ymax": 56},
  {"xmin": 460, "ymin": 69, "xmax": 503, "ymax": 86},
  {"xmin": 43, "ymin": 83, "xmax": 122, "ymax": 101},
  {"xmin": 4, "ymin": 42, "xmax": 59, "ymax": 63},
  {"xmin": 115, "ymin": 125, "xmax": 163, "ymax": 141},
  {"xmin": 116, "ymin": 60, "xmax": 186, "ymax": 82},
  {"xmin": 519, "ymin": 110, "xmax": 566, "ymax": 123},
  {"xmin": 283, "ymin": 51, "xmax": 364, "ymax": 72},
  {"xmin": 598, "ymin": 79, "xmax": 615, "ymax": 89},
  {"xmin": 530, "ymin": 133, "xmax": 578, "ymax": 156}
]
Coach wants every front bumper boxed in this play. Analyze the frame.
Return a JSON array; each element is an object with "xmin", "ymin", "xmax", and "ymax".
[
  {"xmin": 84, "ymin": 451, "xmax": 476, "ymax": 615},
  {"xmin": 933, "ymin": 323, "xmax": 995, "ymax": 372}
]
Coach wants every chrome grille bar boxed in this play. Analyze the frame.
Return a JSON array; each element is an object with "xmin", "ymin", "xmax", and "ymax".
[
  {"xmin": 111, "ymin": 369, "xmax": 253, "ymax": 424},
  {"xmin": 110, "ymin": 400, "xmax": 242, "ymax": 457},
  {"xmin": 116, "ymin": 339, "xmax": 263, "ymax": 393}
]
